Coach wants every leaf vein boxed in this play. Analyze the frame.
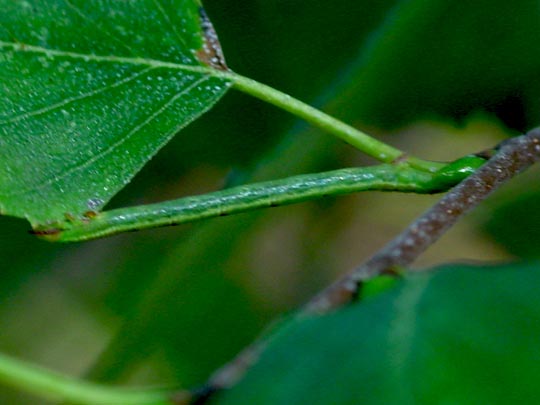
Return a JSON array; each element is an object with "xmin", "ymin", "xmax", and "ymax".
[
  {"xmin": 0, "ymin": 76, "xmax": 210, "ymax": 197},
  {"xmin": 152, "ymin": 0, "xmax": 188, "ymax": 49},
  {"xmin": 0, "ymin": 67, "xmax": 155, "ymax": 126},
  {"xmin": 62, "ymin": 0, "xmax": 137, "ymax": 56},
  {"xmin": 0, "ymin": 41, "xmax": 211, "ymax": 75}
]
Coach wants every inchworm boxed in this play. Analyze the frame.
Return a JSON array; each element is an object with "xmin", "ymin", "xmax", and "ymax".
[{"xmin": 38, "ymin": 155, "xmax": 485, "ymax": 242}]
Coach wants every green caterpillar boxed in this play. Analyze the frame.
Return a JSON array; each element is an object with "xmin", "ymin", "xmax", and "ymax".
[{"xmin": 39, "ymin": 155, "xmax": 486, "ymax": 242}]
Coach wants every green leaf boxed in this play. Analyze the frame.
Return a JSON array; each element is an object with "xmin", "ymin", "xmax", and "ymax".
[
  {"xmin": 214, "ymin": 262, "xmax": 540, "ymax": 404},
  {"xmin": 0, "ymin": 0, "xmax": 230, "ymax": 226}
]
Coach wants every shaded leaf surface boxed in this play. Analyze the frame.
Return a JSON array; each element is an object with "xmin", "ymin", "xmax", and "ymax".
[
  {"xmin": 0, "ymin": 0, "xmax": 229, "ymax": 225},
  {"xmin": 214, "ymin": 262, "xmax": 540, "ymax": 404}
]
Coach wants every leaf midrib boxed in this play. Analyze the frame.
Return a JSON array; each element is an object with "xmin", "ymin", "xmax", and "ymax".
[{"xmin": 0, "ymin": 40, "xmax": 216, "ymax": 76}]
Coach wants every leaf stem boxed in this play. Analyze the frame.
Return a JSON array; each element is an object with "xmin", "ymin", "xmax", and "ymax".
[
  {"xmin": 0, "ymin": 352, "xmax": 180, "ymax": 405},
  {"xmin": 218, "ymin": 72, "xmax": 444, "ymax": 172}
]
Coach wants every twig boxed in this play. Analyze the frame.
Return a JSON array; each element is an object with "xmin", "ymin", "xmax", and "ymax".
[
  {"xmin": 194, "ymin": 128, "xmax": 540, "ymax": 401},
  {"xmin": 303, "ymin": 128, "xmax": 540, "ymax": 313}
]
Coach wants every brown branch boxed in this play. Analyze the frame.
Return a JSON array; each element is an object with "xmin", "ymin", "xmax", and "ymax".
[
  {"xmin": 303, "ymin": 129, "xmax": 540, "ymax": 313},
  {"xmin": 192, "ymin": 128, "xmax": 540, "ymax": 402}
]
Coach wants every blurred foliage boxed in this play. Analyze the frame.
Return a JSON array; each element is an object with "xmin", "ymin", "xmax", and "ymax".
[
  {"xmin": 214, "ymin": 262, "xmax": 540, "ymax": 405},
  {"xmin": 1, "ymin": 0, "xmax": 540, "ymax": 403},
  {"xmin": 487, "ymin": 197, "xmax": 540, "ymax": 258},
  {"xmin": 335, "ymin": 0, "xmax": 540, "ymax": 131},
  {"xmin": 481, "ymin": 164, "xmax": 540, "ymax": 259}
]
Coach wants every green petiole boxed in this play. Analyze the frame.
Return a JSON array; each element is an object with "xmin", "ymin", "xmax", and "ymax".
[
  {"xmin": 219, "ymin": 71, "xmax": 445, "ymax": 172},
  {"xmin": 39, "ymin": 156, "xmax": 486, "ymax": 242}
]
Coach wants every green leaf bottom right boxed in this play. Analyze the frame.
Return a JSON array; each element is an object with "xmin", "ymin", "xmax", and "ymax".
[{"xmin": 214, "ymin": 262, "xmax": 540, "ymax": 405}]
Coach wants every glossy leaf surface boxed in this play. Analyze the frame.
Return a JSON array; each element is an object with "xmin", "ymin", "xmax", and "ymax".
[
  {"xmin": 215, "ymin": 262, "xmax": 540, "ymax": 404},
  {"xmin": 0, "ymin": 0, "xmax": 230, "ymax": 225}
]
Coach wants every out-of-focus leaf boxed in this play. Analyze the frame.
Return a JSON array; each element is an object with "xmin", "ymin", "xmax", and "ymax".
[
  {"xmin": 86, "ymin": 216, "xmax": 268, "ymax": 386},
  {"xmin": 0, "ymin": 0, "xmax": 229, "ymax": 225},
  {"xmin": 214, "ymin": 262, "xmax": 540, "ymax": 404},
  {"xmin": 483, "ymin": 189, "xmax": 540, "ymax": 259},
  {"xmin": 337, "ymin": 0, "xmax": 540, "ymax": 131},
  {"xmin": 0, "ymin": 217, "xmax": 67, "ymax": 296}
]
